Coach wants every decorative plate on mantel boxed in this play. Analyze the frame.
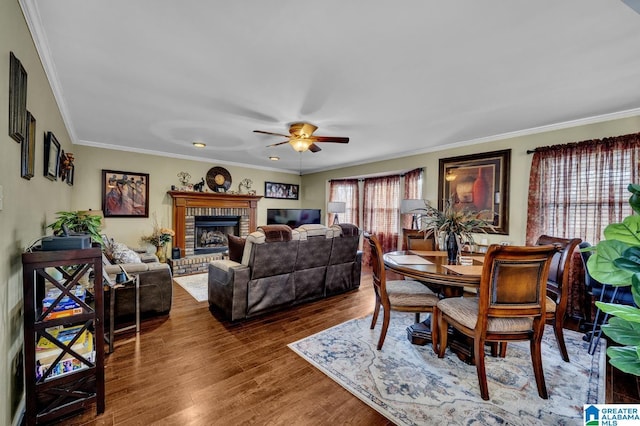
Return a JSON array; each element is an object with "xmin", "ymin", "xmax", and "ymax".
[{"xmin": 206, "ymin": 167, "xmax": 232, "ymax": 192}]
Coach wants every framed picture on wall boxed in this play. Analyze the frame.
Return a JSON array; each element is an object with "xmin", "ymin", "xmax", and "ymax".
[
  {"xmin": 43, "ymin": 131, "xmax": 60, "ymax": 181},
  {"xmin": 264, "ymin": 181, "xmax": 299, "ymax": 200},
  {"xmin": 438, "ymin": 149, "xmax": 511, "ymax": 234},
  {"xmin": 20, "ymin": 111, "xmax": 36, "ymax": 179},
  {"xmin": 101, "ymin": 169, "xmax": 149, "ymax": 217},
  {"xmin": 8, "ymin": 52, "xmax": 27, "ymax": 143}
]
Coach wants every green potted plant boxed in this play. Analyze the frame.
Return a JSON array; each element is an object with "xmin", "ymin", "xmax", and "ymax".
[
  {"xmin": 585, "ymin": 183, "xmax": 640, "ymax": 375},
  {"xmin": 47, "ymin": 210, "xmax": 104, "ymax": 244}
]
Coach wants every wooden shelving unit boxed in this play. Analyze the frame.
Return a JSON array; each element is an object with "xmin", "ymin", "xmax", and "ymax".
[{"xmin": 21, "ymin": 247, "xmax": 105, "ymax": 425}]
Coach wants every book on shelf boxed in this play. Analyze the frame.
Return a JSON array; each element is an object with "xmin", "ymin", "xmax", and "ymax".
[
  {"xmin": 37, "ymin": 324, "xmax": 89, "ymax": 350},
  {"xmin": 42, "ymin": 285, "xmax": 86, "ymax": 311},
  {"xmin": 35, "ymin": 327, "xmax": 94, "ymax": 381}
]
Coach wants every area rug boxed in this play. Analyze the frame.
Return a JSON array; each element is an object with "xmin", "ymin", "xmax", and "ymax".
[
  {"xmin": 173, "ymin": 273, "xmax": 207, "ymax": 302},
  {"xmin": 289, "ymin": 311, "xmax": 604, "ymax": 425}
]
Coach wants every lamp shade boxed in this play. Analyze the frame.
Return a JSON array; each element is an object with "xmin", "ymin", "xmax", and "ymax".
[
  {"xmin": 327, "ymin": 201, "xmax": 346, "ymax": 214},
  {"xmin": 400, "ymin": 199, "xmax": 424, "ymax": 214}
]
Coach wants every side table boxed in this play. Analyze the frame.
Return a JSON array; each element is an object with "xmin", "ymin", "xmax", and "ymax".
[{"xmin": 104, "ymin": 267, "xmax": 140, "ymax": 354}]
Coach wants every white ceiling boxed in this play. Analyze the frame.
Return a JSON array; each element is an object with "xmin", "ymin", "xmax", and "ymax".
[{"xmin": 21, "ymin": 1, "xmax": 640, "ymax": 175}]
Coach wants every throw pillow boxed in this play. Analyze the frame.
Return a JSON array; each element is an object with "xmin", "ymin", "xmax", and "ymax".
[
  {"xmin": 110, "ymin": 242, "xmax": 142, "ymax": 264},
  {"xmin": 227, "ymin": 234, "xmax": 246, "ymax": 262}
]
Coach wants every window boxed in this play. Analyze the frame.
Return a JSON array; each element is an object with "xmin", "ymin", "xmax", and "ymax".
[{"xmin": 526, "ymin": 133, "xmax": 640, "ymax": 244}]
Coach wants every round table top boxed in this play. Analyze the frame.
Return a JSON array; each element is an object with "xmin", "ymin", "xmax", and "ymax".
[{"xmin": 382, "ymin": 250, "xmax": 483, "ymax": 289}]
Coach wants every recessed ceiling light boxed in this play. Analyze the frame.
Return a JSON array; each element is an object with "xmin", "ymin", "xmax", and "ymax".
[
  {"xmin": 269, "ymin": 156, "xmax": 280, "ymax": 161},
  {"xmin": 192, "ymin": 141, "xmax": 206, "ymax": 148}
]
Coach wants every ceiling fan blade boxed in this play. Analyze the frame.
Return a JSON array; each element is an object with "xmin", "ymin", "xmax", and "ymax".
[
  {"xmin": 254, "ymin": 130, "xmax": 291, "ymax": 138},
  {"xmin": 313, "ymin": 136, "xmax": 349, "ymax": 143},
  {"xmin": 308, "ymin": 143, "xmax": 322, "ymax": 153},
  {"xmin": 266, "ymin": 140, "xmax": 290, "ymax": 147}
]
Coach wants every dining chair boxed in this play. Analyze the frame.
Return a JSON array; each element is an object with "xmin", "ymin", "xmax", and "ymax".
[
  {"xmin": 364, "ymin": 233, "xmax": 440, "ymax": 350},
  {"xmin": 535, "ymin": 235, "xmax": 582, "ymax": 362},
  {"xmin": 435, "ymin": 244, "xmax": 558, "ymax": 400},
  {"xmin": 403, "ymin": 228, "xmax": 436, "ymax": 251}
]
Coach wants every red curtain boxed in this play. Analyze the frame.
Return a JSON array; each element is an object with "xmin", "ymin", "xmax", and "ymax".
[
  {"xmin": 526, "ymin": 132, "xmax": 640, "ymax": 321},
  {"xmin": 362, "ymin": 175, "xmax": 401, "ymax": 264},
  {"xmin": 526, "ymin": 133, "xmax": 640, "ymax": 245}
]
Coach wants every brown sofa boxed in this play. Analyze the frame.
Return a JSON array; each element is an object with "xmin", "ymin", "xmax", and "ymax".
[
  {"xmin": 103, "ymin": 243, "xmax": 173, "ymax": 323},
  {"xmin": 208, "ymin": 223, "xmax": 362, "ymax": 321}
]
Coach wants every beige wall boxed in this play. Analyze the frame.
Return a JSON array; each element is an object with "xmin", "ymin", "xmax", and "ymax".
[
  {"xmin": 1, "ymin": 1, "xmax": 76, "ymax": 424},
  {"xmin": 302, "ymin": 115, "xmax": 640, "ymax": 245},
  {"xmin": 71, "ymin": 145, "xmax": 301, "ymax": 249}
]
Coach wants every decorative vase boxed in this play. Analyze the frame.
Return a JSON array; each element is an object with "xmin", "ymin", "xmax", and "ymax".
[
  {"xmin": 156, "ymin": 245, "xmax": 167, "ymax": 263},
  {"xmin": 446, "ymin": 233, "xmax": 458, "ymax": 264}
]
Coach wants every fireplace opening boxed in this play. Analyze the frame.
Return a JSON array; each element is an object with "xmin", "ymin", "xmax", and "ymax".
[{"xmin": 194, "ymin": 215, "xmax": 240, "ymax": 254}]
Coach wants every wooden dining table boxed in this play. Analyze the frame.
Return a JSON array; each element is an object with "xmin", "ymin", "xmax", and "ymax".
[{"xmin": 383, "ymin": 249, "xmax": 486, "ymax": 363}]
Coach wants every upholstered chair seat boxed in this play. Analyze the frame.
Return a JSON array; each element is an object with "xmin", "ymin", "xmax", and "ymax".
[
  {"xmin": 386, "ymin": 280, "xmax": 439, "ymax": 308},
  {"xmin": 438, "ymin": 297, "xmax": 534, "ymax": 333}
]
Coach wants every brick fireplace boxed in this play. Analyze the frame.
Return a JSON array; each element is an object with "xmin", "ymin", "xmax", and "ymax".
[{"xmin": 168, "ymin": 191, "xmax": 262, "ymax": 257}]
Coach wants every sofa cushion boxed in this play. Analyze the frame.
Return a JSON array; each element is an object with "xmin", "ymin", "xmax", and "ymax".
[
  {"xmin": 296, "ymin": 224, "xmax": 336, "ymax": 239},
  {"xmin": 109, "ymin": 242, "xmax": 142, "ymax": 264},
  {"xmin": 227, "ymin": 234, "xmax": 246, "ymax": 262}
]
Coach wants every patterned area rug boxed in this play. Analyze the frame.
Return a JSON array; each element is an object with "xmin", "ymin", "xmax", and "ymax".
[
  {"xmin": 289, "ymin": 311, "xmax": 604, "ymax": 425},
  {"xmin": 173, "ymin": 273, "xmax": 207, "ymax": 302}
]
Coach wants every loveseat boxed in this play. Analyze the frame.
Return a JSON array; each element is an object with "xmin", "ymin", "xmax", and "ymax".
[
  {"xmin": 103, "ymin": 240, "xmax": 173, "ymax": 323},
  {"xmin": 208, "ymin": 223, "xmax": 362, "ymax": 321}
]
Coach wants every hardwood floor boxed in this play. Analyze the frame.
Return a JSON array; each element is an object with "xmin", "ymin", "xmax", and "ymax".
[
  {"xmin": 57, "ymin": 268, "xmax": 393, "ymax": 425},
  {"xmin": 51, "ymin": 266, "xmax": 638, "ymax": 425}
]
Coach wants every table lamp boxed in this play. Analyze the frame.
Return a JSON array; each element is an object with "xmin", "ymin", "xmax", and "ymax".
[
  {"xmin": 327, "ymin": 201, "xmax": 346, "ymax": 225},
  {"xmin": 400, "ymin": 199, "xmax": 424, "ymax": 230}
]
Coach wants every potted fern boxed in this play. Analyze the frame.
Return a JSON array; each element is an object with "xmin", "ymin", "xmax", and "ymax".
[{"xmin": 585, "ymin": 183, "xmax": 640, "ymax": 375}]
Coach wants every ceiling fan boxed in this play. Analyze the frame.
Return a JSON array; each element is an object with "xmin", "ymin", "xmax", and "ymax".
[{"xmin": 253, "ymin": 122, "xmax": 349, "ymax": 153}]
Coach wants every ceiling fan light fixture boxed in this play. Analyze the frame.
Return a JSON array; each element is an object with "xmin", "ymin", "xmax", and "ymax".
[
  {"xmin": 289, "ymin": 138, "xmax": 313, "ymax": 152},
  {"xmin": 192, "ymin": 141, "xmax": 206, "ymax": 148}
]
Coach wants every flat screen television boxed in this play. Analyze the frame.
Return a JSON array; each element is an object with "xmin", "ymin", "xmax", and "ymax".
[{"xmin": 266, "ymin": 208, "xmax": 321, "ymax": 228}]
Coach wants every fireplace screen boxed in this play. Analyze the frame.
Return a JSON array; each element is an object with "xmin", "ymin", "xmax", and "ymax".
[{"xmin": 194, "ymin": 215, "xmax": 240, "ymax": 254}]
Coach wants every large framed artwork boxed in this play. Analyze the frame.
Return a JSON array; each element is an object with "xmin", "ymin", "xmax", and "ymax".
[
  {"xmin": 8, "ymin": 52, "xmax": 27, "ymax": 143},
  {"xmin": 102, "ymin": 169, "xmax": 149, "ymax": 217},
  {"xmin": 265, "ymin": 181, "xmax": 299, "ymax": 200},
  {"xmin": 438, "ymin": 149, "xmax": 511, "ymax": 234},
  {"xmin": 43, "ymin": 131, "xmax": 60, "ymax": 181}
]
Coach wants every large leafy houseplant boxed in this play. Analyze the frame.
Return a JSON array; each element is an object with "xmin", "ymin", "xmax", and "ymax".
[
  {"xmin": 586, "ymin": 183, "xmax": 640, "ymax": 375},
  {"xmin": 47, "ymin": 210, "xmax": 103, "ymax": 244}
]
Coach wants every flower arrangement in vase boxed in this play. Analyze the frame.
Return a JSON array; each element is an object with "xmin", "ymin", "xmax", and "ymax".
[
  {"xmin": 411, "ymin": 197, "xmax": 496, "ymax": 263},
  {"xmin": 140, "ymin": 214, "xmax": 175, "ymax": 262}
]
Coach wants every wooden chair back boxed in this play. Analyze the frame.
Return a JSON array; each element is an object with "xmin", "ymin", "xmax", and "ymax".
[{"xmin": 403, "ymin": 228, "xmax": 435, "ymax": 251}]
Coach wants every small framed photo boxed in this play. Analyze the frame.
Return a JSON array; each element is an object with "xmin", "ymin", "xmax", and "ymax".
[
  {"xmin": 43, "ymin": 131, "xmax": 60, "ymax": 181},
  {"xmin": 265, "ymin": 181, "xmax": 299, "ymax": 200},
  {"xmin": 102, "ymin": 169, "xmax": 149, "ymax": 217}
]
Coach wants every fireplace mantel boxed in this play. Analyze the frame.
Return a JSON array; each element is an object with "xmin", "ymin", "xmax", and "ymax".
[{"xmin": 168, "ymin": 191, "xmax": 262, "ymax": 256}]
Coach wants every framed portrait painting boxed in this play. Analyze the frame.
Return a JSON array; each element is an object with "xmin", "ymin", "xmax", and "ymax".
[
  {"xmin": 101, "ymin": 169, "xmax": 149, "ymax": 217},
  {"xmin": 264, "ymin": 181, "xmax": 299, "ymax": 200},
  {"xmin": 438, "ymin": 149, "xmax": 511, "ymax": 234}
]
